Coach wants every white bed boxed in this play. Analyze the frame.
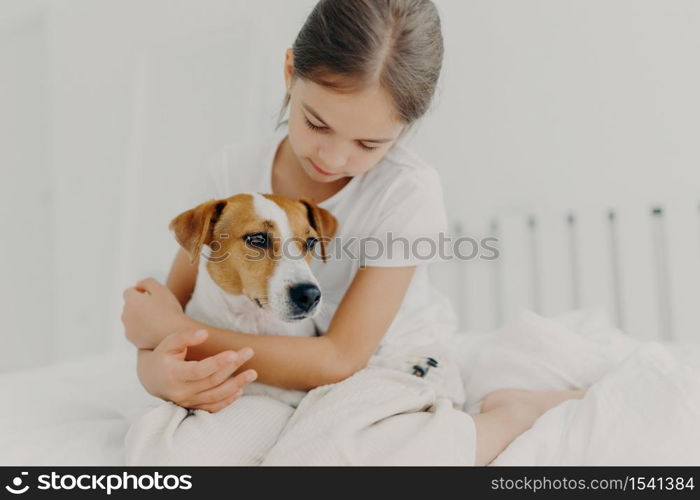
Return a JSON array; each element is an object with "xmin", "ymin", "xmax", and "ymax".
[
  {"xmin": 2, "ymin": 306, "xmax": 699, "ymax": 466},
  {"xmin": 5, "ymin": 0, "xmax": 699, "ymax": 467}
]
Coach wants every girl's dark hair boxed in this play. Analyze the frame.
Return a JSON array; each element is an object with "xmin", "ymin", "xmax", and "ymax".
[{"xmin": 276, "ymin": 0, "xmax": 444, "ymax": 136}]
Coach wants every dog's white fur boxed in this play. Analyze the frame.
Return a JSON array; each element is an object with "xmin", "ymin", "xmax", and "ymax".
[{"xmin": 250, "ymin": 193, "xmax": 322, "ymax": 322}]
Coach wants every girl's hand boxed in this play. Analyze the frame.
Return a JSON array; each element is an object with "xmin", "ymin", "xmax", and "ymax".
[
  {"xmin": 137, "ymin": 329, "xmax": 258, "ymax": 413},
  {"xmin": 122, "ymin": 277, "xmax": 190, "ymax": 350}
]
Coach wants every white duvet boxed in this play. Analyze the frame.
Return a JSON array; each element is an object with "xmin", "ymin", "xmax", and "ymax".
[
  {"xmin": 455, "ymin": 308, "xmax": 700, "ymax": 465},
  {"xmin": 1, "ymin": 307, "xmax": 699, "ymax": 465}
]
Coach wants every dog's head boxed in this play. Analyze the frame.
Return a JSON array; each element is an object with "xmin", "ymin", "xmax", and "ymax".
[{"xmin": 169, "ymin": 193, "xmax": 338, "ymax": 322}]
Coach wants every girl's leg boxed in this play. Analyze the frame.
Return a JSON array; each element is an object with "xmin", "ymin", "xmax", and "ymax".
[{"xmin": 471, "ymin": 388, "xmax": 586, "ymax": 466}]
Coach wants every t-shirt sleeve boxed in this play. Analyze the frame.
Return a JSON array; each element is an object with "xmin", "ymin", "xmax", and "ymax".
[{"xmin": 360, "ymin": 168, "xmax": 451, "ymax": 267}]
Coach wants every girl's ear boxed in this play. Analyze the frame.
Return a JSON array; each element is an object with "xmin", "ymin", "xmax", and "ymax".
[
  {"xmin": 299, "ymin": 197, "xmax": 339, "ymax": 263},
  {"xmin": 169, "ymin": 199, "xmax": 228, "ymax": 264}
]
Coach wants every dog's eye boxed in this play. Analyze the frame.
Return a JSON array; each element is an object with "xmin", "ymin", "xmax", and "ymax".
[
  {"xmin": 245, "ymin": 233, "xmax": 268, "ymax": 249},
  {"xmin": 306, "ymin": 237, "xmax": 318, "ymax": 251}
]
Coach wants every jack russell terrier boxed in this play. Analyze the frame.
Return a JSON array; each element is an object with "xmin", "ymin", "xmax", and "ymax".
[{"xmin": 169, "ymin": 192, "xmax": 338, "ymax": 408}]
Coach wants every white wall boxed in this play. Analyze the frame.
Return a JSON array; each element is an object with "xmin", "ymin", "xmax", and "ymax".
[
  {"xmin": 1, "ymin": 0, "xmax": 699, "ymax": 370},
  {"xmin": 418, "ymin": 0, "xmax": 700, "ymax": 218},
  {"xmin": 0, "ymin": 1, "xmax": 51, "ymax": 370}
]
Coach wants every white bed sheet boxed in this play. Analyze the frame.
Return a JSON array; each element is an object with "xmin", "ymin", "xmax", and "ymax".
[{"xmin": 1, "ymin": 307, "xmax": 699, "ymax": 466}]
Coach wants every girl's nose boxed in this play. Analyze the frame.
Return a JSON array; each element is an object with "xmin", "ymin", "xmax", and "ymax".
[{"xmin": 318, "ymin": 139, "xmax": 348, "ymax": 171}]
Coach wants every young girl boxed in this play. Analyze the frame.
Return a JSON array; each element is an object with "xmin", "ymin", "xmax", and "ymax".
[{"xmin": 122, "ymin": 0, "xmax": 585, "ymax": 466}]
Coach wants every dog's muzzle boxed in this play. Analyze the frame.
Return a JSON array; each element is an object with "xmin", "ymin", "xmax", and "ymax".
[{"xmin": 288, "ymin": 283, "xmax": 321, "ymax": 317}]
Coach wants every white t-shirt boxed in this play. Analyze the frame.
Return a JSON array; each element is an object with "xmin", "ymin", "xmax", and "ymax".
[{"xmin": 186, "ymin": 122, "xmax": 458, "ymax": 359}]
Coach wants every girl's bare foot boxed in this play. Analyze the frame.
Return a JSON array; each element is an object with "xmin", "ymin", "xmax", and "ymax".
[
  {"xmin": 471, "ymin": 388, "xmax": 586, "ymax": 466},
  {"xmin": 480, "ymin": 387, "xmax": 587, "ymax": 417}
]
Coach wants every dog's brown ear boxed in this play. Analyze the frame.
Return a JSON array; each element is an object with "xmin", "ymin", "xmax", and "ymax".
[
  {"xmin": 169, "ymin": 199, "xmax": 228, "ymax": 264},
  {"xmin": 299, "ymin": 197, "xmax": 338, "ymax": 263}
]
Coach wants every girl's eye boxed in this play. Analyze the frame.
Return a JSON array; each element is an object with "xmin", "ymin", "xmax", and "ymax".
[
  {"xmin": 304, "ymin": 117, "xmax": 379, "ymax": 152},
  {"xmin": 306, "ymin": 237, "xmax": 319, "ymax": 251},
  {"xmin": 304, "ymin": 117, "xmax": 325, "ymax": 132},
  {"xmin": 245, "ymin": 233, "xmax": 268, "ymax": 249}
]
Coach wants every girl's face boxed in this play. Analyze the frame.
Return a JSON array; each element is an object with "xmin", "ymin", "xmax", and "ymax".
[{"xmin": 283, "ymin": 49, "xmax": 405, "ymax": 184}]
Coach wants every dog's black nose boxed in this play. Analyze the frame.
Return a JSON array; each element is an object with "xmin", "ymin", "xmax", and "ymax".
[{"xmin": 289, "ymin": 283, "xmax": 321, "ymax": 313}]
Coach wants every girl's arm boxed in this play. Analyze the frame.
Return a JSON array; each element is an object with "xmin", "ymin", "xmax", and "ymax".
[
  {"xmin": 166, "ymin": 247, "xmax": 198, "ymax": 309},
  {"xmin": 126, "ymin": 249, "xmax": 257, "ymax": 413},
  {"xmin": 179, "ymin": 265, "xmax": 417, "ymax": 391},
  {"xmin": 122, "ymin": 248, "xmax": 199, "ymax": 350}
]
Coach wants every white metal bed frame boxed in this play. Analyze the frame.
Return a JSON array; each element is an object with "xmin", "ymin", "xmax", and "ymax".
[{"xmin": 430, "ymin": 200, "xmax": 700, "ymax": 342}]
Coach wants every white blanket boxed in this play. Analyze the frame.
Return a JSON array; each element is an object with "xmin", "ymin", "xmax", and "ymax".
[
  {"xmin": 124, "ymin": 307, "xmax": 700, "ymax": 466},
  {"xmin": 454, "ymin": 307, "xmax": 700, "ymax": 465},
  {"xmin": 124, "ymin": 341, "xmax": 477, "ymax": 466},
  {"xmin": 492, "ymin": 342, "xmax": 700, "ymax": 465},
  {"xmin": 2, "ymin": 307, "xmax": 699, "ymax": 465}
]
